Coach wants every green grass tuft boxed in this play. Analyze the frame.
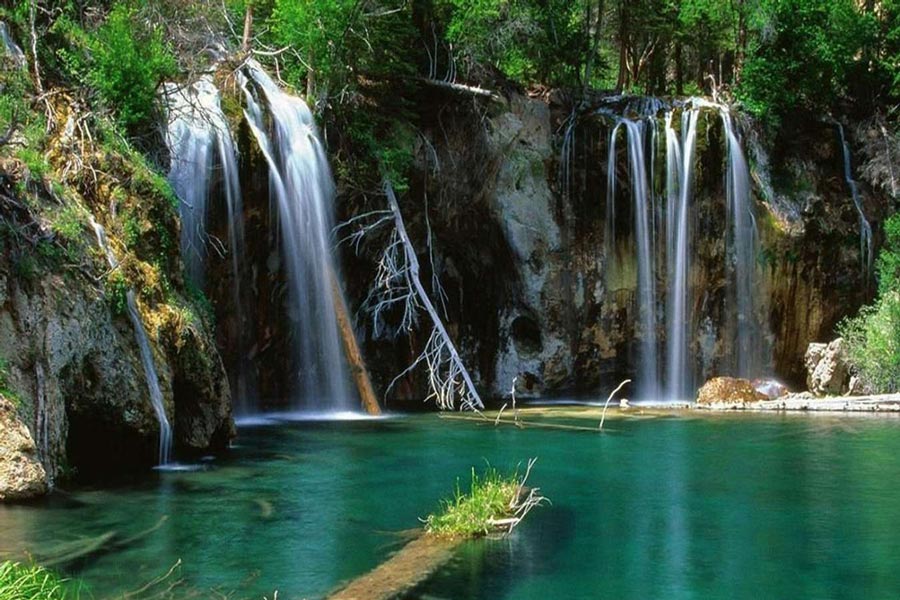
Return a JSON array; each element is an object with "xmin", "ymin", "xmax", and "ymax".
[
  {"xmin": 0, "ymin": 561, "xmax": 81, "ymax": 600},
  {"xmin": 424, "ymin": 466, "xmax": 521, "ymax": 538}
]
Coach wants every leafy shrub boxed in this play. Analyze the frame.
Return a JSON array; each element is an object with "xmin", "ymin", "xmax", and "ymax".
[
  {"xmin": 87, "ymin": 3, "xmax": 176, "ymax": 131},
  {"xmin": 839, "ymin": 293, "xmax": 900, "ymax": 393},
  {"xmin": 839, "ymin": 213, "xmax": 900, "ymax": 393},
  {"xmin": 876, "ymin": 212, "xmax": 900, "ymax": 296}
]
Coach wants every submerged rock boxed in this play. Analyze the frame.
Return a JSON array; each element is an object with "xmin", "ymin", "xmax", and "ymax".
[
  {"xmin": 805, "ymin": 339, "xmax": 852, "ymax": 396},
  {"xmin": 696, "ymin": 377, "xmax": 767, "ymax": 405},
  {"xmin": 0, "ymin": 395, "xmax": 47, "ymax": 501}
]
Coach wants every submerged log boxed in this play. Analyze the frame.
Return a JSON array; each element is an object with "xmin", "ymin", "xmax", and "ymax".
[
  {"xmin": 328, "ymin": 534, "xmax": 459, "ymax": 600},
  {"xmin": 330, "ymin": 267, "xmax": 382, "ymax": 416}
]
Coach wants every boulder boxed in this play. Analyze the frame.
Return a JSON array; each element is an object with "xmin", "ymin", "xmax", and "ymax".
[
  {"xmin": 805, "ymin": 338, "xmax": 852, "ymax": 396},
  {"xmin": 696, "ymin": 377, "xmax": 767, "ymax": 405},
  {"xmin": 0, "ymin": 395, "xmax": 47, "ymax": 501},
  {"xmin": 753, "ymin": 378, "xmax": 791, "ymax": 399}
]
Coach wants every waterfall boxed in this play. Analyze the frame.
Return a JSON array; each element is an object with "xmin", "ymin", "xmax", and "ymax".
[
  {"xmin": 239, "ymin": 60, "xmax": 351, "ymax": 411},
  {"xmin": 0, "ymin": 21, "xmax": 25, "ymax": 68},
  {"xmin": 836, "ymin": 123, "xmax": 874, "ymax": 280},
  {"xmin": 622, "ymin": 119, "xmax": 658, "ymax": 397},
  {"xmin": 665, "ymin": 107, "xmax": 696, "ymax": 400},
  {"xmin": 164, "ymin": 76, "xmax": 252, "ymax": 409},
  {"xmin": 720, "ymin": 110, "xmax": 760, "ymax": 378},
  {"xmin": 599, "ymin": 98, "xmax": 767, "ymax": 401},
  {"xmin": 165, "ymin": 77, "xmax": 244, "ymax": 288},
  {"xmin": 89, "ymin": 217, "xmax": 172, "ymax": 465},
  {"xmin": 604, "ymin": 122, "xmax": 622, "ymax": 265}
]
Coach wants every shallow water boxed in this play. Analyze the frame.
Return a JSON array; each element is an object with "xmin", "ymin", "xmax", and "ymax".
[{"xmin": 2, "ymin": 413, "xmax": 900, "ymax": 599}]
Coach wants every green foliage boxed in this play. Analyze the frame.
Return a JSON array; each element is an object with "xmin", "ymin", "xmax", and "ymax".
[
  {"xmin": 268, "ymin": 0, "xmax": 417, "ymax": 106},
  {"xmin": 50, "ymin": 205, "xmax": 86, "ymax": 254},
  {"xmin": 876, "ymin": 212, "xmax": 900, "ymax": 296},
  {"xmin": 376, "ymin": 123, "xmax": 416, "ymax": 194},
  {"xmin": 436, "ymin": 0, "xmax": 590, "ymax": 87},
  {"xmin": 839, "ymin": 292, "xmax": 900, "ymax": 393},
  {"xmin": 425, "ymin": 466, "xmax": 520, "ymax": 537},
  {"xmin": 839, "ymin": 213, "xmax": 900, "ymax": 393},
  {"xmin": 121, "ymin": 210, "xmax": 142, "ymax": 250},
  {"xmin": 0, "ymin": 561, "xmax": 80, "ymax": 600},
  {"xmin": 0, "ymin": 357, "xmax": 22, "ymax": 408},
  {"xmin": 105, "ymin": 270, "xmax": 130, "ymax": 317},
  {"xmin": 738, "ymin": 0, "xmax": 875, "ymax": 125},
  {"xmin": 186, "ymin": 282, "xmax": 215, "ymax": 326},
  {"xmin": 86, "ymin": 2, "xmax": 176, "ymax": 131}
]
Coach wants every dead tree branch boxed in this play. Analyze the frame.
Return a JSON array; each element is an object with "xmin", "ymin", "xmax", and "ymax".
[{"xmin": 344, "ymin": 179, "xmax": 483, "ymax": 411}]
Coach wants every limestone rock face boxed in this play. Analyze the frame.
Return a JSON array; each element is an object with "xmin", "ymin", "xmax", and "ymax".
[
  {"xmin": 488, "ymin": 95, "xmax": 571, "ymax": 397},
  {"xmin": 0, "ymin": 395, "xmax": 47, "ymax": 501},
  {"xmin": 0, "ymin": 267, "xmax": 233, "ymax": 481},
  {"xmin": 696, "ymin": 377, "xmax": 767, "ymax": 405},
  {"xmin": 805, "ymin": 338, "xmax": 852, "ymax": 396}
]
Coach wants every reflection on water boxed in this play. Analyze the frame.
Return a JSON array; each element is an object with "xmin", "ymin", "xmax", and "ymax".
[{"xmin": 1, "ymin": 415, "xmax": 900, "ymax": 599}]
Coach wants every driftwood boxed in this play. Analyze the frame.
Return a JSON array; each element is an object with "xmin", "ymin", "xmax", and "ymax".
[
  {"xmin": 439, "ymin": 413, "xmax": 608, "ymax": 432},
  {"xmin": 329, "ymin": 266, "xmax": 381, "ymax": 416},
  {"xmin": 599, "ymin": 379, "xmax": 631, "ymax": 432},
  {"xmin": 418, "ymin": 77, "xmax": 502, "ymax": 102}
]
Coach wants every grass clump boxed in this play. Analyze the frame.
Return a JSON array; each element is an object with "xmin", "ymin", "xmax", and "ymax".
[
  {"xmin": 424, "ymin": 461, "xmax": 545, "ymax": 538},
  {"xmin": 0, "ymin": 561, "xmax": 80, "ymax": 600}
]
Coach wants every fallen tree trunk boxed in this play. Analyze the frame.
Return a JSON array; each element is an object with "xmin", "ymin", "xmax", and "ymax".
[
  {"xmin": 328, "ymin": 534, "xmax": 459, "ymax": 600},
  {"xmin": 418, "ymin": 77, "xmax": 502, "ymax": 102},
  {"xmin": 330, "ymin": 266, "xmax": 381, "ymax": 416}
]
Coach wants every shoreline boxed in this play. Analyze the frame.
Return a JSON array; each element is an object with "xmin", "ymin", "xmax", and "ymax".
[{"xmin": 694, "ymin": 393, "xmax": 900, "ymax": 413}]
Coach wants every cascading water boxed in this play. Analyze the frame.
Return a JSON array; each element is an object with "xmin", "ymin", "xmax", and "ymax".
[
  {"xmin": 238, "ymin": 60, "xmax": 351, "ymax": 411},
  {"xmin": 622, "ymin": 119, "xmax": 658, "ymax": 398},
  {"xmin": 600, "ymin": 98, "xmax": 766, "ymax": 401},
  {"xmin": 165, "ymin": 77, "xmax": 244, "ymax": 287},
  {"xmin": 720, "ymin": 109, "xmax": 761, "ymax": 378},
  {"xmin": 836, "ymin": 123, "xmax": 874, "ymax": 280},
  {"xmin": 164, "ymin": 76, "xmax": 252, "ymax": 409},
  {"xmin": 89, "ymin": 217, "xmax": 172, "ymax": 465},
  {"xmin": 0, "ymin": 21, "xmax": 25, "ymax": 68},
  {"xmin": 664, "ymin": 105, "xmax": 701, "ymax": 401},
  {"xmin": 604, "ymin": 121, "xmax": 623, "ymax": 264}
]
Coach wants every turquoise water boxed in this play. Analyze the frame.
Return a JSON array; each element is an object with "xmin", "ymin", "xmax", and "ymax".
[{"xmin": 2, "ymin": 412, "xmax": 900, "ymax": 598}]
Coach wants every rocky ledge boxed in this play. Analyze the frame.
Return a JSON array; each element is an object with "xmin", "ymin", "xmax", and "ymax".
[{"xmin": 0, "ymin": 395, "xmax": 47, "ymax": 501}]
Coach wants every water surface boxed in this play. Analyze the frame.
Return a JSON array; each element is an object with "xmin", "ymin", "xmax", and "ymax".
[{"xmin": 2, "ymin": 412, "xmax": 900, "ymax": 599}]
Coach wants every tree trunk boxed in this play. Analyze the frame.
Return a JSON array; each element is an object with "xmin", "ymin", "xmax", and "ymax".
[
  {"xmin": 615, "ymin": 0, "xmax": 628, "ymax": 91},
  {"xmin": 582, "ymin": 0, "xmax": 606, "ymax": 97},
  {"xmin": 675, "ymin": 41, "xmax": 684, "ymax": 96},
  {"xmin": 330, "ymin": 267, "xmax": 382, "ymax": 416},
  {"xmin": 241, "ymin": 3, "xmax": 254, "ymax": 52},
  {"xmin": 734, "ymin": 1, "xmax": 747, "ymax": 84}
]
